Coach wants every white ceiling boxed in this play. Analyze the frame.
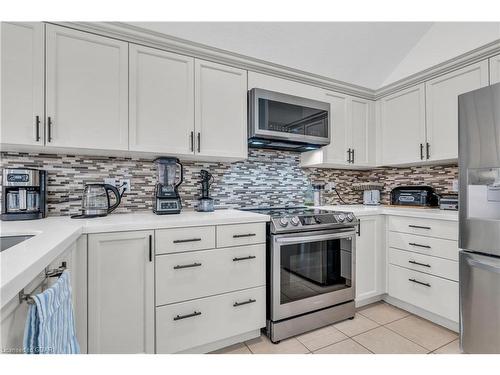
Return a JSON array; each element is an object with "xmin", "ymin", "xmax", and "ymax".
[{"xmin": 129, "ymin": 22, "xmax": 500, "ymax": 90}]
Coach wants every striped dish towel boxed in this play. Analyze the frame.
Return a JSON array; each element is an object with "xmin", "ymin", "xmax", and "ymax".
[{"xmin": 23, "ymin": 270, "xmax": 80, "ymax": 354}]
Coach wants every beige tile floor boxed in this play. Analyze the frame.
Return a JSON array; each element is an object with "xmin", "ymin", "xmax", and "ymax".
[{"xmin": 211, "ymin": 302, "xmax": 461, "ymax": 354}]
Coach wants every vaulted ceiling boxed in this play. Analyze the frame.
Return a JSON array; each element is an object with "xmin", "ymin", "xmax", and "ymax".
[{"xmin": 129, "ymin": 22, "xmax": 500, "ymax": 90}]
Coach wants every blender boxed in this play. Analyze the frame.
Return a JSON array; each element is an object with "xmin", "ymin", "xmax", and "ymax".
[{"xmin": 153, "ymin": 157, "xmax": 183, "ymax": 214}]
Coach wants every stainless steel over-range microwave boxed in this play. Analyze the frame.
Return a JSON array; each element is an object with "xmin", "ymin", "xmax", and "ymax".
[{"xmin": 248, "ymin": 88, "xmax": 331, "ymax": 152}]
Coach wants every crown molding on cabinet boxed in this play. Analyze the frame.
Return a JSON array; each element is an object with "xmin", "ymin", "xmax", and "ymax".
[
  {"xmin": 50, "ymin": 21, "xmax": 376, "ymax": 100},
  {"xmin": 50, "ymin": 22, "xmax": 500, "ymax": 102},
  {"xmin": 375, "ymin": 39, "xmax": 500, "ymax": 99}
]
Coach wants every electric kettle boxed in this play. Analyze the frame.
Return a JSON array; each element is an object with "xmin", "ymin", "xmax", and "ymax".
[{"xmin": 72, "ymin": 184, "xmax": 122, "ymax": 218}]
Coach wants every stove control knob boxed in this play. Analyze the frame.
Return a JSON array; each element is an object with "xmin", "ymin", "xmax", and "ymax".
[
  {"xmin": 337, "ymin": 213, "xmax": 346, "ymax": 223},
  {"xmin": 278, "ymin": 217, "xmax": 289, "ymax": 227},
  {"xmin": 346, "ymin": 213, "xmax": 355, "ymax": 222},
  {"xmin": 290, "ymin": 216, "xmax": 300, "ymax": 226}
]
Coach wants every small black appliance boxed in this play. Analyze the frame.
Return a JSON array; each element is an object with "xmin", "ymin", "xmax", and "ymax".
[
  {"xmin": 390, "ymin": 186, "xmax": 439, "ymax": 207},
  {"xmin": 1, "ymin": 168, "xmax": 47, "ymax": 221},
  {"xmin": 153, "ymin": 157, "xmax": 183, "ymax": 215},
  {"xmin": 196, "ymin": 169, "xmax": 215, "ymax": 212}
]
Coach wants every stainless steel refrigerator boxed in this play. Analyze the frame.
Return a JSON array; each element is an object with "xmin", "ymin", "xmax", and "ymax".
[{"xmin": 458, "ymin": 82, "xmax": 500, "ymax": 354}]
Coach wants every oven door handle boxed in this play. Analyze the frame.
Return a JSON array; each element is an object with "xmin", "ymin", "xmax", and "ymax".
[{"xmin": 275, "ymin": 231, "xmax": 355, "ymax": 244}]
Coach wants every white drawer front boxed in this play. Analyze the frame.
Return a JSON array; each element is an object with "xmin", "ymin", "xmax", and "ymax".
[
  {"xmin": 388, "ymin": 216, "xmax": 458, "ymax": 240},
  {"xmin": 388, "ymin": 247, "xmax": 458, "ymax": 281},
  {"xmin": 388, "ymin": 264, "xmax": 458, "ymax": 322},
  {"xmin": 156, "ymin": 226, "xmax": 215, "ymax": 254},
  {"xmin": 217, "ymin": 222, "xmax": 266, "ymax": 248},
  {"xmin": 156, "ymin": 244, "xmax": 266, "ymax": 305},
  {"xmin": 156, "ymin": 286, "xmax": 266, "ymax": 353},
  {"xmin": 388, "ymin": 231, "xmax": 459, "ymax": 261}
]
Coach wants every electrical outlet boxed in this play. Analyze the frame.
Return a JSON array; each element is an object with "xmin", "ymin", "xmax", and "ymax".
[
  {"xmin": 104, "ymin": 178, "xmax": 116, "ymax": 186},
  {"xmin": 119, "ymin": 179, "xmax": 131, "ymax": 193},
  {"xmin": 325, "ymin": 182, "xmax": 336, "ymax": 191}
]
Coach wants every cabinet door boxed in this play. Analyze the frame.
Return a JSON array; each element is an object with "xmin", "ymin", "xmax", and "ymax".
[
  {"xmin": 355, "ymin": 216, "xmax": 385, "ymax": 305},
  {"xmin": 425, "ymin": 61, "xmax": 489, "ymax": 161},
  {"xmin": 380, "ymin": 84, "xmax": 426, "ymax": 165},
  {"xmin": 350, "ymin": 97, "xmax": 375, "ymax": 166},
  {"xmin": 489, "ymin": 53, "xmax": 500, "ymax": 85},
  {"xmin": 45, "ymin": 25, "xmax": 128, "ymax": 150},
  {"xmin": 194, "ymin": 59, "xmax": 247, "ymax": 159},
  {"xmin": 323, "ymin": 92, "xmax": 350, "ymax": 164},
  {"xmin": 1, "ymin": 22, "xmax": 44, "ymax": 146},
  {"xmin": 129, "ymin": 44, "xmax": 194, "ymax": 154},
  {"xmin": 300, "ymin": 91, "xmax": 349, "ymax": 167},
  {"xmin": 88, "ymin": 231, "xmax": 154, "ymax": 354}
]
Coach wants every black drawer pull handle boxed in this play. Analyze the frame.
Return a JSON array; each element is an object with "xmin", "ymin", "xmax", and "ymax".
[
  {"xmin": 409, "ymin": 260, "xmax": 431, "ymax": 268},
  {"xmin": 173, "ymin": 262, "xmax": 202, "ymax": 270},
  {"xmin": 408, "ymin": 278, "xmax": 431, "ymax": 287},
  {"xmin": 408, "ymin": 242, "xmax": 431, "ymax": 249},
  {"xmin": 408, "ymin": 225, "xmax": 431, "ymax": 230},
  {"xmin": 233, "ymin": 233, "xmax": 256, "ymax": 238},
  {"xmin": 173, "ymin": 311, "xmax": 202, "ymax": 321},
  {"xmin": 233, "ymin": 255, "xmax": 256, "ymax": 262},
  {"xmin": 173, "ymin": 238, "xmax": 202, "ymax": 244},
  {"xmin": 233, "ymin": 299, "xmax": 256, "ymax": 307}
]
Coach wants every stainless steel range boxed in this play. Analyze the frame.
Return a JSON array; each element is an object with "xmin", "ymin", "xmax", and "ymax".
[{"xmin": 244, "ymin": 206, "xmax": 357, "ymax": 343}]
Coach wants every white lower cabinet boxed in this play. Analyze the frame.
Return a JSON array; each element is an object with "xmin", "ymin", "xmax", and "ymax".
[
  {"xmin": 388, "ymin": 264, "xmax": 458, "ymax": 322},
  {"xmin": 355, "ymin": 216, "xmax": 385, "ymax": 305},
  {"xmin": 386, "ymin": 216, "xmax": 459, "ymax": 326},
  {"xmin": 156, "ymin": 286, "xmax": 266, "ymax": 353},
  {"xmin": 156, "ymin": 244, "xmax": 265, "ymax": 306},
  {"xmin": 88, "ymin": 231, "xmax": 154, "ymax": 354},
  {"xmin": 155, "ymin": 221, "xmax": 266, "ymax": 353}
]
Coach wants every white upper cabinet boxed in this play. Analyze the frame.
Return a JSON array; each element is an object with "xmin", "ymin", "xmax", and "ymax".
[
  {"xmin": 1, "ymin": 22, "xmax": 44, "ymax": 146},
  {"xmin": 490, "ymin": 53, "xmax": 500, "ymax": 84},
  {"xmin": 301, "ymin": 93, "xmax": 375, "ymax": 168},
  {"xmin": 194, "ymin": 60, "xmax": 248, "ymax": 159},
  {"xmin": 349, "ymin": 97, "xmax": 375, "ymax": 166},
  {"xmin": 379, "ymin": 84, "xmax": 426, "ymax": 165},
  {"xmin": 88, "ymin": 231, "xmax": 154, "ymax": 354},
  {"xmin": 45, "ymin": 25, "xmax": 128, "ymax": 150},
  {"xmin": 129, "ymin": 45, "xmax": 194, "ymax": 155},
  {"xmin": 425, "ymin": 61, "xmax": 489, "ymax": 162}
]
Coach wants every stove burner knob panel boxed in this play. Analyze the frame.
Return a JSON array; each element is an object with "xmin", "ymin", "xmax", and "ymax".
[
  {"xmin": 278, "ymin": 217, "xmax": 289, "ymax": 227},
  {"xmin": 336, "ymin": 213, "xmax": 346, "ymax": 223},
  {"xmin": 290, "ymin": 216, "xmax": 300, "ymax": 226},
  {"xmin": 346, "ymin": 213, "xmax": 355, "ymax": 222}
]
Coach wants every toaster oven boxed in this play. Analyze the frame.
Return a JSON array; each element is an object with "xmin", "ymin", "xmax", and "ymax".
[{"xmin": 390, "ymin": 186, "xmax": 439, "ymax": 207}]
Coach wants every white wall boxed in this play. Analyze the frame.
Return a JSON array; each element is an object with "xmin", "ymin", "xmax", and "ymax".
[{"xmin": 382, "ymin": 22, "xmax": 500, "ymax": 87}]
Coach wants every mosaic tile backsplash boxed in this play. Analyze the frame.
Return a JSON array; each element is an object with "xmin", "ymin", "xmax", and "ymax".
[{"xmin": 0, "ymin": 150, "xmax": 458, "ymax": 216}]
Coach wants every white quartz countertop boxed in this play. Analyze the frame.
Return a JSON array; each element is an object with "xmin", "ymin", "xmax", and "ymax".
[
  {"xmin": 0, "ymin": 209, "xmax": 269, "ymax": 308},
  {"xmin": 315, "ymin": 204, "xmax": 459, "ymax": 221}
]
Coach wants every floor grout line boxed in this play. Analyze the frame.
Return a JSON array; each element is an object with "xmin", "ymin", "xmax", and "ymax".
[{"xmin": 380, "ymin": 324, "xmax": 434, "ymax": 353}]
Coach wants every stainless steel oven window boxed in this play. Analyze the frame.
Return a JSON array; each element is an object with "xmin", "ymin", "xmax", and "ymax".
[{"xmin": 270, "ymin": 229, "xmax": 356, "ymax": 322}]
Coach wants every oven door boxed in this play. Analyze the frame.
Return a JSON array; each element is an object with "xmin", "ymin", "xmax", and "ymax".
[{"xmin": 270, "ymin": 228, "xmax": 356, "ymax": 322}]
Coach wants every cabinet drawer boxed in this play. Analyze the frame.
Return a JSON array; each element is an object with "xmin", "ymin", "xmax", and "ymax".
[
  {"xmin": 388, "ymin": 216, "xmax": 458, "ymax": 240},
  {"xmin": 216, "ymin": 222, "xmax": 266, "ymax": 248},
  {"xmin": 388, "ymin": 264, "xmax": 458, "ymax": 322},
  {"xmin": 388, "ymin": 231, "xmax": 459, "ymax": 261},
  {"xmin": 156, "ymin": 226, "xmax": 215, "ymax": 254},
  {"xmin": 388, "ymin": 248, "xmax": 458, "ymax": 281},
  {"xmin": 156, "ymin": 286, "xmax": 266, "ymax": 353},
  {"xmin": 156, "ymin": 244, "xmax": 265, "ymax": 305}
]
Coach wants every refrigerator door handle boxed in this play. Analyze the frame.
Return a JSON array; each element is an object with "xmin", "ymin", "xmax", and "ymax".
[{"xmin": 466, "ymin": 257, "xmax": 500, "ymax": 274}]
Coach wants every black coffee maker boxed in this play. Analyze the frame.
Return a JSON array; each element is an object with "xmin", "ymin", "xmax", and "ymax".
[
  {"xmin": 196, "ymin": 170, "xmax": 214, "ymax": 212},
  {"xmin": 153, "ymin": 157, "xmax": 183, "ymax": 214}
]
